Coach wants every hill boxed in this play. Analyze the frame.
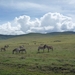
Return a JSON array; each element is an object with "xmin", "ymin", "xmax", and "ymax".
[{"xmin": 0, "ymin": 31, "xmax": 75, "ymax": 40}]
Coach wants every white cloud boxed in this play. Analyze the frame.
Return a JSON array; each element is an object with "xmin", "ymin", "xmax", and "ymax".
[
  {"xmin": 0, "ymin": 22, "xmax": 24, "ymax": 35},
  {"xmin": 0, "ymin": 12, "xmax": 75, "ymax": 35}
]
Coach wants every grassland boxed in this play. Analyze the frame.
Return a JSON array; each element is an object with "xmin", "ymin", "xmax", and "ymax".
[{"xmin": 0, "ymin": 33, "xmax": 75, "ymax": 75}]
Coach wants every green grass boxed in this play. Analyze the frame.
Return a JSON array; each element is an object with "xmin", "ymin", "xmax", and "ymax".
[{"xmin": 0, "ymin": 33, "xmax": 75, "ymax": 75}]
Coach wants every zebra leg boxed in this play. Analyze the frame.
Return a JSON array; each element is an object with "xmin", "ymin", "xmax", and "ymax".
[
  {"xmin": 25, "ymin": 50, "xmax": 26, "ymax": 53},
  {"xmin": 4, "ymin": 49, "xmax": 5, "ymax": 51},
  {"xmin": 19, "ymin": 50, "xmax": 20, "ymax": 53},
  {"xmin": 12, "ymin": 51, "xmax": 14, "ymax": 54},
  {"xmin": 38, "ymin": 49, "xmax": 40, "ymax": 53}
]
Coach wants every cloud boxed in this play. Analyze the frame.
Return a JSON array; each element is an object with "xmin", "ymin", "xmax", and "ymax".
[
  {"xmin": 0, "ymin": 12, "xmax": 75, "ymax": 35},
  {"xmin": 0, "ymin": 0, "xmax": 49, "ymax": 11},
  {"xmin": 0, "ymin": 22, "xmax": 24, "ymax": 35}
]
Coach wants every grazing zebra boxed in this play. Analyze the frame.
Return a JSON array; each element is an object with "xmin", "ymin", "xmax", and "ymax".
[
  {"xmin": 0, "ymin": 45, "xmax": 9, "ymax": 51},
  {"xmin": 19, "ymin": 45, "xmax": 26, "ymax": 53},
  {"xmin": 19, "ymin": 48, "xmax": 26, "ymax": 53},
  {"xmin": 12, "ymin": 46, "xmax": 26, "ymax": 54},
  {"xmin": 12, "ymin": 48, "xmax": 20, "ymax": 54},
  {"xmin": 45, "ymin": 45, "xmax": 53, "ymax": 52},
  {"xmin": 1, "ymin": 47, "xmax": 6, "ymax": 51},
  {"xmin": 38, "ymin": 45, "xmax": 46, "ymax": 52}
]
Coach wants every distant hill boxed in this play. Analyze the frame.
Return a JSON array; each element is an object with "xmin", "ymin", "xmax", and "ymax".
[
  {"xmin": 0, "ymin": 34, "xmax": 16, "ymax": 40},
  {"xmin": 0, "ymin": 31, "xmax": 75, "ymax": 40},
  {"xmin": 46, "ymin": 31, "xmax": 75, "ymax": 35}
]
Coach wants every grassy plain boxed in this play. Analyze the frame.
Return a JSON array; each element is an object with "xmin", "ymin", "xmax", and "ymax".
[{"xmin": 0, "ymin": 33, "xmax": 75, "ymax": 75}]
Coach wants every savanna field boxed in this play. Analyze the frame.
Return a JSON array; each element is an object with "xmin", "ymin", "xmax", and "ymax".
[{"xmin": 0, "ymin": 32, "xmax": 75, "ymax": 75}]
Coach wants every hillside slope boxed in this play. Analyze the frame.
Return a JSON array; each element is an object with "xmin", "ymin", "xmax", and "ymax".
[{"xmin": 0, "ymin": 31, "xmax": 75, "ymax": 40}]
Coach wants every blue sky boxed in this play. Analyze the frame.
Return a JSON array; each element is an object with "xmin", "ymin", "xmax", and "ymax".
[{"xmin": 0, "ymin": 0, "xmax": 75, "ymax": 35}]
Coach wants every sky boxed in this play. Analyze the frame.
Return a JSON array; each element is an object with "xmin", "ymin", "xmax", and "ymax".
[{"xmin": 0, "ymin": 0, "xmax": 75, "ymax": 35}]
